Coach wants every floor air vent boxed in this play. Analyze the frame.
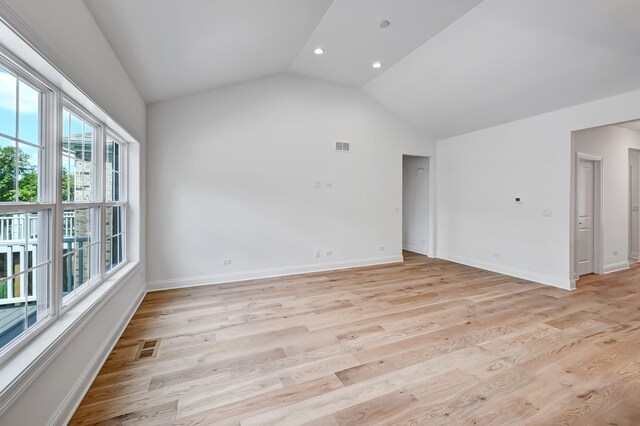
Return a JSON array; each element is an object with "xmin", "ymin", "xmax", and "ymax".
[{"xmin": 135, "ymin": 338, "xmax": 160, "ymax": 360}]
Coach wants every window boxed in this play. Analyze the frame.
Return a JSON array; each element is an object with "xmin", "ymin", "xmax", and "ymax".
[
  {"xmin": 0, "ymin": 49, "xmax": 130, "ymax": 360},
  {"xmin": 105, "ymin": 136, "xmax": 126, "ymax": 272},
  {"xmin": 0, "ymin": 61, "xmax": 52, "ymax": 353},
  {"xmin": 61, "ymin": 107, "xmax": 101, "ymax": 302}
]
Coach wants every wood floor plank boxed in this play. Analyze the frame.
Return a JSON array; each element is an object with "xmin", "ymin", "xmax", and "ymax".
[{"xmin": 70, "ymin": 253, "xmax": 640, "ymax": 425}]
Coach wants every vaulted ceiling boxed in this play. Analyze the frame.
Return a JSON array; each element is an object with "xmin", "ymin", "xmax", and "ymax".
[{"xmin": 85, "ymin": 0, "xmax": 640, "ymax": 139}]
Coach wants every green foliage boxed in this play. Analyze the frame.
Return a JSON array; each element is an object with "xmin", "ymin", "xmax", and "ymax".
[
  {"xmin": 0, "ymin": 145, "xmax": 75, "ymax": 202},
  {"xmin": 62, "ymin": 169, "xmax": 74, "ymax": 202},
  {"xmin": 0, "ymin": 145, "xmax": 38, "ymax": 202}
]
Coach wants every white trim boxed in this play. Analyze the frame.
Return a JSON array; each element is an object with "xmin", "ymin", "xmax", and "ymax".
[
  {"xmin": 51, "ymin": 286, "xmax": 145, "ymax": 426},
  {"xmin": 403, "ymin": 245, "xmax": 430, "ymax": 257},
  {"xmin": 401, "ymin": 154, "xmax": 435, "ymax": 259},
  {"xmin": 572, "ymin": 152, "xmax": 604, "ymax": 277},
  {"xmin": 603, "ymin": 261, "xmax": 630, "ymax": 274},
  {"xmin": 437, "ymin": 253, "xmax": 573, "ymax": 290},
  {"xmin": 147, "ymin": 255, "xmax": 404, "ymax": 292},
  {"xmin": 0, "ymin": 262, "xmax": 140, "ymax": 417}
]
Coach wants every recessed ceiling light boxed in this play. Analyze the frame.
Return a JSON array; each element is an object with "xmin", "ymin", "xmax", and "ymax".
[
  {"xmin": 380, "ymin": 20, "xmax": 391, "ymax": 28},
  {"xmin": 314, "ymin": 47, "xmax": 325, "ymax": 55},
  {"xmin": 372, "ymin": 61, "xmax": 382, "ymax": 69}
]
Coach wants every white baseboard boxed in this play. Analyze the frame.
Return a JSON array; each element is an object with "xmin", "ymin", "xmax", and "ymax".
[
  {"xmin": 603, "ymin": 261, "xmax": 630, "ymax": 274},
  {"xmin": 402, "ymin": 245, "xmax": 430, "ymax": 257},
  {"xmin": 147, "ymin": 255, "xmax": 404, "ymax": 292},
  {"xmin": 52, "ymin": 288, "xmax": 146, "ymax": 426},
  {"xmin": 437, "ymin": 253, "xmax": 573, "ymax": 290}
]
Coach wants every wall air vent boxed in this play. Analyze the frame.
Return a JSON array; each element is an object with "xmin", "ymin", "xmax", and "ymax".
[{"xmin": 335, "ymin": 141, "xmax": 350, "ymax": 152}]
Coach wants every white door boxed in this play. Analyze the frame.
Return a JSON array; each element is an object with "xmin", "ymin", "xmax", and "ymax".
[{"xmin": 576, "ymin": 159, "xmax": 595, "ymax": 276}]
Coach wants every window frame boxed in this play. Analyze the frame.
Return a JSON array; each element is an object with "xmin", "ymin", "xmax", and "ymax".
[
  {"xmin": 0, "ymin": 47, "xmax": 58, "ymax": 363},
  {"xmin": 104, "ymin": 131, "xmax": 127, "ymax": 277},
  {"xmin": 59, "ymin": 99, "xmax": 104, "ymax": 309},
  {"xmin": 0, "ymin": 45, "xmax": 132, "ymax": 364}
]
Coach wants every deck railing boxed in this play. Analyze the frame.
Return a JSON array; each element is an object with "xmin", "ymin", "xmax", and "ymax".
[{"xmin": 0, "ymin": 212, "xmax": 76, "ymax": 306}]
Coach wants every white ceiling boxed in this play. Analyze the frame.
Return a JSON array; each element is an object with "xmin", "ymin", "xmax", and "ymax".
[
  {"xmin": 84, "ymin": 0, "xmax": 481, "ymax": 104},
  {"xmin": 365, "ymin": 0, "xmax": 640, "ymax": 139},
  {"xmin": 83, "ymin": 0, "xmax": 333, "ymax": 103},
  {"xmin": 289, "ymin": 0, "xmax": 483, "ymax": 87},
  {"xmin": 85, "ymin": 0, "xmax": 640, "ymax": 139}
]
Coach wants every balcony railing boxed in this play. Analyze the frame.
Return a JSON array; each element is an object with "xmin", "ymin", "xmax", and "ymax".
[
  {"xmin": 0, "ymin": 214, "xmax": 38, "ymax": 242},
  {"xmin": 0, "ymin": 212, "xmax": 76, "ymax": 306}
]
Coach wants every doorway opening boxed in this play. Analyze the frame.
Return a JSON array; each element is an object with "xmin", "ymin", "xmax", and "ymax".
[
  {"xmin": 574, "ymin": 153, "xmax": 603, "ymax": 278},
  {"xmin": 402, "ymin": 155, "xmax": 430, "ymax": 256},
  {"xmin": 571, "ymin": 119, "xmax": 640, "ymax": 287},
  {"xmin": 629, "ymin": 148, "xmax": 640, "ymax": 263}
]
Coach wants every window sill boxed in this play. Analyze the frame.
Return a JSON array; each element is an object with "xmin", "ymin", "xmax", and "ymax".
[{"xmin": 0, "ymin": 260, "xmax": 142, "ymax": 415}]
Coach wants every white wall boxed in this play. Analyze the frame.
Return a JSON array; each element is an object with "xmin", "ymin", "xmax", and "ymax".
[
  {"xmin": 402, "ymin": 156, "xmax": 430, "ymax": 255},
  {"xmin": 147, "ymin": 74, "xmax": 434, "ymax": 289},
  {"xmin": 630, "ymin": 149, "xmax": 640, "ymax": 260},
  {"xmin": 0, "ymin": 1, "xmax": 147, "ymax": 424},
  {"xmin": 573, "ymin": 126, "xmax": 640, "ymax": 271},
  {"xmin": 436, "ymin": 89, "xmax": 640, "ymax": 290}
]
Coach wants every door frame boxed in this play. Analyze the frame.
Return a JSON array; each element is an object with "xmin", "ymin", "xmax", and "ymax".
[
  {"xmin": 401, "ymin": 154, "xmax": 435, "ymax": 258},
  {"xmin": 628, "ymin": 148, "xmax": 640, "ymax": 263},
  {"xmin": 572, "ymin": 152, "xmax": 603, "ymax": 284}
]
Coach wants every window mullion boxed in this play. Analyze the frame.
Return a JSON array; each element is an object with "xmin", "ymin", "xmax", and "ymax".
[
  {"xmin": 99, "ymin": 126, "xmax": 106, "ymax": 281},
  {"xmin": 52, "ymin": 88, "xmax": 63, "ymax": 319},
  {"xmin": 13, "ymin": 77, "xmax": 19, "ymax": 202}
]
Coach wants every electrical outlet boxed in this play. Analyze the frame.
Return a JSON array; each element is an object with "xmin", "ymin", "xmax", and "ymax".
[
  {"xmin": 313, "ymin": 181, "xmax": 321, "ymax": 189},
  {"xmin": 613, "ymin": 250, "xmax": 618, "ymax": 256},
  {"xmin": 314, "ymin": 250, "xmax": 320, "ymax": 258},
  {"xmin": 223, "ymin": 258, "xmax": 231, "ymax": 265},
  {"xmin": 493, "ymin": 252, "xmax": 500, "ymax": 257},
  {"xmin": 325, "ymin": 250, "xmax": 333, "ymax": 256},
  {"xmin": 379, "ymin": 246, "xmax": 385, "ymax": 251}
]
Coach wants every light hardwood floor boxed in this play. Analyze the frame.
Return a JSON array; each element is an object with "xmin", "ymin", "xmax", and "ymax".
[{"xmin": 70, "ymin": 252, "xmax": 640, "ymax": 425}]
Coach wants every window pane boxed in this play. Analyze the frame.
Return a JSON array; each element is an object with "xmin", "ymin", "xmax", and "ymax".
[
  {"xmin": 105, "ymin": 206, "xmax": 122, "ymax": 237},
  {"xmin": 0, "ymin": 213, "xmax": 26, "ymax": 279},
  {"xmin": 113, "ymin": 141, "xmax": 120, "ymax": 172},
  {"xmin": 83, "ymin": 122, "xmax": 93, "ymax": 162},
  {"xmin": 63, "ymin": 109, "xmax": 95, "ymax": 203},
  {"xmin": 62, "ymin": 208, "xmax": 99, "ymax": 301},
  {"xmin": 0, "ymin": 137, "xmax": 16, "ymax": 202},
  {"xmin": 75, "ymin": 163, "xmax": 93, "ymax": 202},
  {"xmin": 0, "ymin": 301, "xmax": 25, "ymax": 351},
  {"xmin": 115, "ymin": 234, "xmax": 123, "ymax": 265},
  {"xmin": 0, "ymin": 67, "xmax": 16, "ymax": 137},
  {"xmin": 113, "ymin": 172, "xmax": 120, "ymax": 201},
  {"xmin": 63, "ymin": 208, "xmax": 95, "ymax": 251},
  {"xmin": 18, "ymin": 80, "xmax": 39, "ymax": 145},
  {"xmin": 27, "ymin": 265, "xmax": 49, "ymax": 329},
  {"xmin": 75, "ymin": 245, "xmax": 91, "ymax": 291},
  {"xmin": 105, "ymin": 206, "xmax": 124, "ymax": 272},
  {"xmin": 0, "ymin": 210, "xmax": 49, "ymax": 350},
  {"xmin": 62, "ymin": 155, "xmax": 73, "ymax": 202},
  {"xmin": 70, "ymin": 113, "xmax": 82, "ymax": 141},
  {"xmin": 17, "ymin": 143, "xmax": 39, "ymax": 202},
  {"xmin": 62, "ymin": 252, "xmax": 74, "ymax": 296},
  {"xmin": 106, "ymin": 138, "xmax": 121, "ymax": 202},
  {"xmin": 104, "ymin": 238, "xmax": 111, "ymax": 272}
]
